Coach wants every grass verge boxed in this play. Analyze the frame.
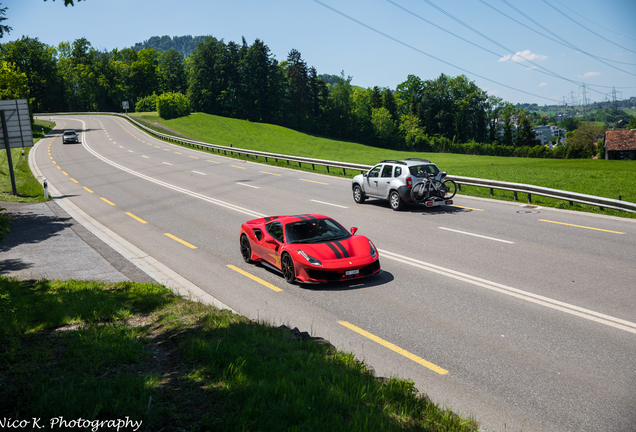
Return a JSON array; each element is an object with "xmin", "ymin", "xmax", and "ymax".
[
  {"xmin": 0, "ymin": 120, "xmax": 53, "ymax": 203},
  {"xmin": 0, "ymin": 276, "xmax": 478, "ymax": 431},
  {"xmin": 129, "ymin": 112, "xmax": 636, "ymax": 219}
]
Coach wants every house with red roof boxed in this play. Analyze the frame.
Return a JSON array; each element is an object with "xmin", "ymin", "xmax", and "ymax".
[{"xmin": 604, "ymin": 129, "xmax": 636, "ymax": 160}]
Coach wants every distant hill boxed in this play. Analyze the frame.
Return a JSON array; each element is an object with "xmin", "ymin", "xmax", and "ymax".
[{"xmin": 132, "ymin": 35, "xmax": 211, "ymax": 58}]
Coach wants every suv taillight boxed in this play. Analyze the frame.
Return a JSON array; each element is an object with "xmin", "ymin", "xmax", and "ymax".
[{"xmin": 406, "ymin": 176, "xmax": 412, "ymax": 188}]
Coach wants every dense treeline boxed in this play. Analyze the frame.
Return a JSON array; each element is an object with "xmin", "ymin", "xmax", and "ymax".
[{"xmin": 0, "ymin": 34, "xmax": 622, "ymax": 159}]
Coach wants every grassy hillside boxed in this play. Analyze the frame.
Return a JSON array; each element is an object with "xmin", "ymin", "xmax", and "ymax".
[{"xmin": 130, "ymin": 112, "xmax": 636, "ymax": 217}]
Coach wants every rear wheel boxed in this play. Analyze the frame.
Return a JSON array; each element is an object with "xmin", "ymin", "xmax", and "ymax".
[
  {"xmin": 240, "ymin": 234, "xmax": 253, "ymax": 263},
  {"xmin": 442, "ymin": 180, "xmax": 457, "ymax": 199},
  {"xmin": 353, "ymin": 185, "xmax": 366, "ymax": 204},
  {"xmin": 389, "ymin": 190, "xmax": 404, "ymax": 211},
  {"xmin": 281, "ymin": 253, "xmax": 296, "ymax": 284}
]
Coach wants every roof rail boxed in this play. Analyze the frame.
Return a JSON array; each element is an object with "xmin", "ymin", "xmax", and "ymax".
[
  {"xmin": 404, "ymin": 158, "xmax": 431, "ymax": 163},
  {"xmin": 380, "ymin": 160, "xmax": 407, "ymax": 165}
]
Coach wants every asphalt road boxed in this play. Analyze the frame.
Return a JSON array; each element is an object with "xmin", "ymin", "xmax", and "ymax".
[{"xmin": 32, "ymin": 115, "xmax": 636, "ymax": 432}]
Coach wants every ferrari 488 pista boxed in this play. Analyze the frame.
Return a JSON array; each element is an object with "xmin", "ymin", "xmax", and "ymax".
[{"xmin": 239, "ymin": 214, "xmax": 381, "ymax": 284}]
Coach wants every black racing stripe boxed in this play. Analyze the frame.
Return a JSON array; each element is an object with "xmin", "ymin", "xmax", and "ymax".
[
  {"xmin": 264, "ymin": 217, "xmax": 271, "ymax": 222},
  {"xmin": 325, "ymin": 242, "xmax": 342, "ymax": 259},
  {"xmin": 332, "ymin": 240, "xmax": 350, "ymax": 258},
  {"xmin": 302, "ymin": 214, "xmax": 316, "ymax": 220},
  {"xmin": 295, "ymin": 215, "xmax": 310, "ymax": 221}
]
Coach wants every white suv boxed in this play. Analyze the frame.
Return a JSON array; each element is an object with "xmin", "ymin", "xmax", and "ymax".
[{"xmin": 351, "ymin": 159, "xmax": 456, "ymax": 211}]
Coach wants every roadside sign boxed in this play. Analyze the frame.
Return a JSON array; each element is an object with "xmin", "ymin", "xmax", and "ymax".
[
  {"xmin": 122, "ymin": 101, "xmax": 129, "ymax": 110},
  {"xmin": 0, "ymin": 99, "xmax": 33, "ymax": 149}
]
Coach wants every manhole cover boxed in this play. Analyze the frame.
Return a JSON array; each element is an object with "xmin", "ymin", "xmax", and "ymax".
[{"xmin": 517, "ymin": 210, "xmax": 541, "ymax": 214}]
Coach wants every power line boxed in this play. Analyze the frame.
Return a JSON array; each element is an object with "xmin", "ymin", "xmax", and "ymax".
[
  {"xmin": 478, "ymin": 0, "xmax": 636, "ymax": 68},
  {"xmin": 542, "ymin": 0, "xmax": 636, "ymax": 54},
  {"xmin": 551, "ymin": 0, "xmax": 636, "ymax": 42},
  {"xmin": 499, "ymin": 0, "xmax": 636, "ymax": 79},
  {"xmin": 310, "ymin": 0, "xmax": 562, "ymax": 103}
]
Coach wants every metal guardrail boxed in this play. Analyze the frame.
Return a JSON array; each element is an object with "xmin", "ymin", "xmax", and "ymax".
[{"xmin": 37, "ymin": 112, "xmax": 636, "ymax": 213}]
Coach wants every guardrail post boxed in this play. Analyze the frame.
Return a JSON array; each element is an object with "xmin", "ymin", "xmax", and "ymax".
[
  {"xmin": 326, "ymin": 166, "xmax": 330, "ymax": 173},
  {"xmin": 490, "ymin": 188, "xmax": 494, "ymax": 196},
  {"xmin": 457, "ymin": 183, "xmax": 461, "ymax": 191},
  {"xmin": 343, "ymin": 168, "xmax": 346, "ymax": 176},
  {"xmin": 312, "ymin": 163, "xmax": 315, "ymax": 170},
  {"xmin": 527, "ymin": 193, "xmax": 532, "ymax": 203},
  {"xmin": 299, "ymin": 162, "xmax": 302, "ymax": 167},
  {"xmin": 513, "ymin": 191, "xmax": 517, "ymax": 201}
]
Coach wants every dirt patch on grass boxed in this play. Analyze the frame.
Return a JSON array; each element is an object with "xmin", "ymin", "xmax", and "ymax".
[{"xmin": 151, "ymin": 122, "xmax": 190, "ymax": 139}]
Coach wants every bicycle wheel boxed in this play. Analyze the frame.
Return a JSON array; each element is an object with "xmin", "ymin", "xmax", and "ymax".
[
  {"xmin": 442, "ymin": 179, "xmax": 457, "ymax": 199},
  {"xmin": 410, "ymin": 181, "xmax": 429, "ymax": 202}
]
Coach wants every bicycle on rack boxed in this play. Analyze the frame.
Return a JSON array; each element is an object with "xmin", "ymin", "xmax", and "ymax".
[{"xmin": 410, "ymin": 174, "xmax": 457, "ymax": 206}]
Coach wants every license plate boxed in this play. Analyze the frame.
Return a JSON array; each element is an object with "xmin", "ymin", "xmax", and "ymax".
[{"xmin": 345, "ymin": 269, "xmax": 360, "ymax": 276}]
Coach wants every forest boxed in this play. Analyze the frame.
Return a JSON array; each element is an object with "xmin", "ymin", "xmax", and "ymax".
[{"xmin": 1, "ymin": 34, "xmax": 634, "ymax": 159}]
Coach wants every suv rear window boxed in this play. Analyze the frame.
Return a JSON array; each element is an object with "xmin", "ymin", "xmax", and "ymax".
[{"xmin": 409, "ymin": 165, "xmax": 439, "ymax": 177}]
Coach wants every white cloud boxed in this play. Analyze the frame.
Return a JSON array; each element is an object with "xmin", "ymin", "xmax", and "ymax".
[
  {"xmin": 539, "ymin": 82, "xmax": 548, "ymax": 87},
  {"xmin": 498, "ymin": 50, "xmax": 548, "ymax": 63},
  {"xmin": 578, "ymin": 72, "xmax": 601, "ymax": 78}
]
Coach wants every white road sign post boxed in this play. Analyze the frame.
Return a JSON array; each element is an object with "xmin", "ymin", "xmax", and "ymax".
[{"xmin": 0, "ymin": 99, "xmax": 33, "ymax": 195}]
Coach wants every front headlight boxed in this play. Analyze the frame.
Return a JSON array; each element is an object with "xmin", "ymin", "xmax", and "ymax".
[
  {"xmin": 369, "ymin": 241, "xmax": 377, "ymax": 258},
  {"xmin": 298, "ymin": 250, "xmax": 322, "ymax": 266}
]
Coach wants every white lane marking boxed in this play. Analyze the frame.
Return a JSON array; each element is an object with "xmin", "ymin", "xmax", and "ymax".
[
  {"xmin": 119, "ymin": 146, "xmax": 123, "ymax": 148},
  {"xmin": 438, "ymin": 227, "xmax": 514, "ymax": 244},
  {"xmin": 192, "ymin": 171, "xmax": 207, "ymax": 176},
  {"xmin": 142, "ymin": 155, "xmax": 149, "ymax": 159},
  {"xmin": 379, "ymin": 249, "xmax": 636, "ymax": 334},
  {"xmin": 80, "ymin": 130, "xmax": 265, "ymax": 219},
  {"xmin": 163, "ymin": 162, "xmax": 172, "ymax": 166},
  {"xmin": 237, "ymin": 182, "xmax": 260, "ymax": 189},
  {"xmin": 129, "ymin": 150, "xmax": 134, "ymax": 153},
  {"xmin": 310, "ymin": 199, "xmax": 348, "ymax": 209}
]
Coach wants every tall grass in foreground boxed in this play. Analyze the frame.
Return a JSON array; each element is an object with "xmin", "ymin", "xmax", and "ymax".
[{"xmin": 0, "ymin": 277, "xmax": 478, "ymax": 431}]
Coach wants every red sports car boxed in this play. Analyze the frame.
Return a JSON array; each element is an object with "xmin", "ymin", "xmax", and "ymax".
[{"xmin": 239, "ymin": 214, "xmax": 381, "ymax": 284}]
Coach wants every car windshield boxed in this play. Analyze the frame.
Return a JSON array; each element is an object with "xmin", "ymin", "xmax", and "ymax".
[
  {"xmin": 285, "ymin": 218, "xmax": 351, "ymax": 244},
  {"xmin": 409, "ymin": 164, "xmax": 439, "ymax": 177},
  {"xmin": 64, "ymin": 131, "xmax": 76, "ymax": 135}
]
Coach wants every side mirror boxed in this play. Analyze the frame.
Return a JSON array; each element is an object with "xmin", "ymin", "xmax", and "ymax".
[
  {"xmin": 363, "ymin": 172, "xmax": 368, "ymax": 177},
  {"xmin": 350, "ymin": 227, "xmax": 358, "ymax": 235},
  {"xmin": 441, "ymin": 172, "xmax": 447, "ymax": 178}
]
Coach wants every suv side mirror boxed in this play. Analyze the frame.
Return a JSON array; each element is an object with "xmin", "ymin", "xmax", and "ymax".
[{"xmin": 363, "ymin": 172, "xmax": 368, "ymax": 177}]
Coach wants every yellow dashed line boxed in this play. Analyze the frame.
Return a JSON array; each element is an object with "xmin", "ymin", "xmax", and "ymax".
[
  {"xmin": 207, "ymin": 160, "xmax": 220, "ymax": 164},
  {"xmin": 175, "ymin": 152, "xmax": 182, "ymax": 155},
  {"xmin": 260, "ymin": 171, "xmax": 281, "ymax": 176},
  {"xmin": 126, "ymin": 212, "xmax": 147, "ymax": 224},
  {"xmin": 539, "ymin": 219, "xmax": 625, "ymax": 234},
  {"xmin": 62, "ymin": 171, "xmax": 68, "ymax": 176},
  {"xmin": 226, "ymin": 265, "xmax": 283, "ymax": 292},
  {"xmin": 189, "ymin": 156, "xmax": 199, "ymax": 159},
  {"xmin": 449, "ymin": 205, "xmax": 484, "ymax": 211},
  {"xmin": 70, "ymin": 178, "xmax": 78, "ymax": 183},
  {"xmin": 300, "ymin": 178, "xmax": 328, "ymax": 185},
  {"xmin": 165, "ymin": 233, "xmax": 197, "ymax": 249},
  {"xmin": 338, "ymin": 321, "xmax": 449, "ymax": 375},
  {"xmin": 231, "ymin": 165, "xmax": 246, "ymax": 169},
  {"xmin": 100, "ymin": 197, "xmax": 115, "ymax": 206},
  {"xmin": 83, "ymin": 187, "xmax": 93, "ymax": 193}
]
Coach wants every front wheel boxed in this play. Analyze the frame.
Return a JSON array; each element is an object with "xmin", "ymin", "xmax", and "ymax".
[
  {"xmin": 442, "ymin": 180, "xmax": 457, "ymax": 199},
  {"xmin": 389, "ymin": 190, "xmax": 405, "ymax": 211},
  {"xmin": 240, "ymin": 234, "xmax": 253, "ymax": 263},
  {"xmin": 281, "ymin": 253, "xmax": 296, "ymax": 284},
  {"xmin": 353, "ymin": 184, "xmax": 366, "ymax": 204}
]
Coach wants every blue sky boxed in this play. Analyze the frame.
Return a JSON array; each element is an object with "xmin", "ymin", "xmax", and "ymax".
[{"xmin": 4, "ymin": 0, "xmax": 636, "ymax": 105}]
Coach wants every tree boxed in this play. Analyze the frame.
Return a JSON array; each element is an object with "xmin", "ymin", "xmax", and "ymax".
[
  {"xmin": 156, "ymin": 92, "xmax": 190, "ymax": 119},
  {"xmin": 0, "ymin": 60, "xmax": 29, "ymax": 100},
  {"xmin": 399, "ymin": 113, "xmax": 427, "ymax": 151},
  {"xmin": 239, "ymin": 39, "xmax": 273, "ymax": 122},
  {"xmin": 516, "ymin": 109, "xmax": 539, "ymax": 147},
  {"xmin": 561, "ymin": 116, "xmax": 581, "ymax": 132},
  {"xmin": 0, "ymin": 37, "xmax": 63, "ymax": 112},
  {"xmin": 286, "ymin": 49, "xmax": 309, "ymax": 129},
  {"xmin": 0, "ymin": 3, "xmax": 11, "ymax": 38},
  {"xmin": 566, "ymin": 122, "xmax": 605, "ymax": 158},
  {"xmin": 158, "ymin": 49, "xmax": 187, "ymax": 94},
  {"xmin": 371, "ymin": 107, "xmax": 397, "ymax": 147}
]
